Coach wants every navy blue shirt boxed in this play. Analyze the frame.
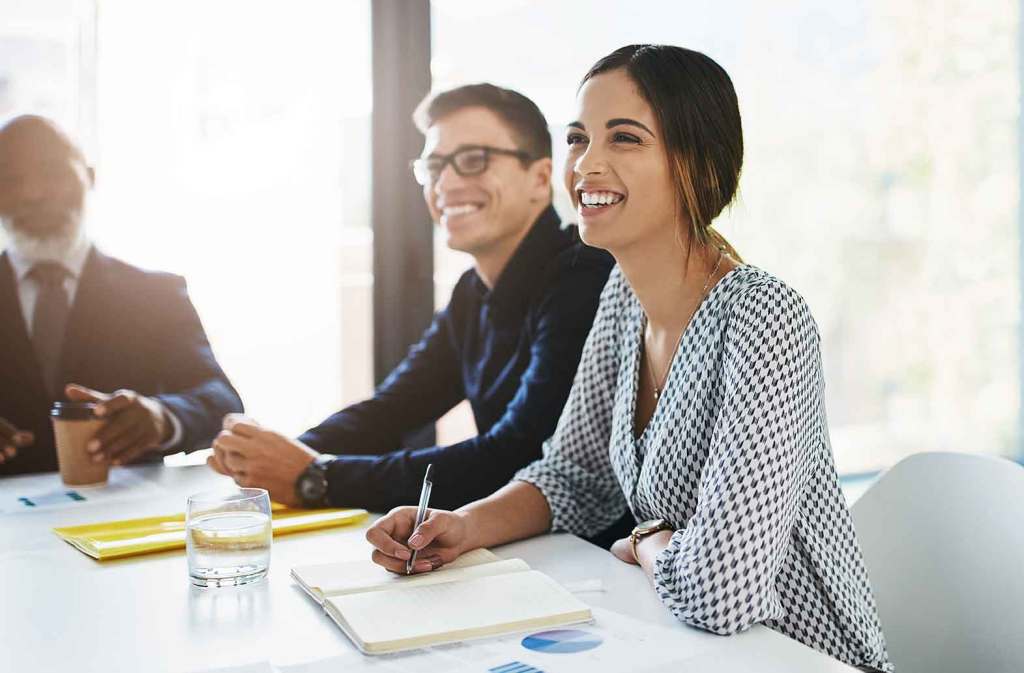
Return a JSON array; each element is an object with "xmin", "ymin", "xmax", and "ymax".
[{"xmin": 299, "ymin": 206, "xmax": 613, "ymax": 512}]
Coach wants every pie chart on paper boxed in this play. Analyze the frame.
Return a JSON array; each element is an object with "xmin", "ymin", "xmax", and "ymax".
[{"xmin": 521, "ymin": 629, "xmax": 603, "ymax": 654}]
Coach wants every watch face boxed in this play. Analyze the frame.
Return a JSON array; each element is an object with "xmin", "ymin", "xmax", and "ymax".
[
  {"xmin": 636, "ymin": 518, "xmax": 668, "ymax": 534},
  {"xmin": 298, "ymin": 470, "xmax": 327, "ymax": 504}
]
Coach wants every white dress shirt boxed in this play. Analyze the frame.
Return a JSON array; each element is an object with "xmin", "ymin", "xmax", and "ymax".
[
  {"xmin": 6, "ymin": 235, "xmax": 92, "ymax": 330},
  {"xmin": 5, "ymin": 240, "xmax": 183, "ymax": 453}
]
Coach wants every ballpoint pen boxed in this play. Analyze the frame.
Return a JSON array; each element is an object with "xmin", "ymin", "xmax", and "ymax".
[{"xmin": 406, "ymin": 463, "xmax": 434, "ymax": 575}]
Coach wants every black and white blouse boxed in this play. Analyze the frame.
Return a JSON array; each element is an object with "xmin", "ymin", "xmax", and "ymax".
[{"xmin": 516, "ymin": 265, "xmax": 893, "ymax": 672}]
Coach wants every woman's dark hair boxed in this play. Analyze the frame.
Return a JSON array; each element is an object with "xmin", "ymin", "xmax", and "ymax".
[
  {"xmin": 581, "ymin": 45, "xmax": 743, "ymax": 260},
  {"xmin": 413, "ymin": 83, "xmax": 551, "ymax": 161}
]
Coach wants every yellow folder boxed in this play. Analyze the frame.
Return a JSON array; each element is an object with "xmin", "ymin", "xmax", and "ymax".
[{"xmin": 53, "ymin": 505, "xmax": 369, "ymax": 560}]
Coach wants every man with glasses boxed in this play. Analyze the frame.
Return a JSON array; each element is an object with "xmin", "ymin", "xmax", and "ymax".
[{"xmin": 210, "ymin": 83, "xmax": 614, "ymax": 516}]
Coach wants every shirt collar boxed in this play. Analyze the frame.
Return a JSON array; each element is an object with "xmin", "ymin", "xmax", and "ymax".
[
  {"xmin": 6, "ymin": 236, "xmax": 92, "ymax": 283},
  {"xmin": 473, "ymin": 205, "xmax": 564, "ymax": 310}
]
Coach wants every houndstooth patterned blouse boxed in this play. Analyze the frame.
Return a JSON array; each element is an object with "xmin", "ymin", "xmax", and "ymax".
[{"xmin": 515, "ymin": 265, "xmax": 893, "ymax": 672}]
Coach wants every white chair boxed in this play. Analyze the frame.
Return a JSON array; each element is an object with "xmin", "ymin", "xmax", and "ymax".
[{"xmin": 851, "ymin": 452, "xmax": 1024, "ymax": 673}]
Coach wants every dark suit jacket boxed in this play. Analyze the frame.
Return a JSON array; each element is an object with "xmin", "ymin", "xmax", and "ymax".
[{"xmin": 0, "ymin": 247, "xmax": 244, "ymax": 476}]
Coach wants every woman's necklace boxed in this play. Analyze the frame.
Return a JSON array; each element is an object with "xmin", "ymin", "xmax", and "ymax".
[{"xmin": 645, "ymin": 247, "xmax": 725, "ymax": 401}]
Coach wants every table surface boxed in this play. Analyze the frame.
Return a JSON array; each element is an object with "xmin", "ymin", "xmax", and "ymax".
[{"xmin": 0, "ymin": 465, "xmax": 856, "ymax": 672}]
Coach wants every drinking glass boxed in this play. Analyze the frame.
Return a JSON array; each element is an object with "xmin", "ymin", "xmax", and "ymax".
[{"xmin": 186, "ymin": 488, "xmax": 272, "ymax": 587}]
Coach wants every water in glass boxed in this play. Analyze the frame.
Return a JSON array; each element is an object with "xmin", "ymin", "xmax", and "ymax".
[{"xmin": 186, "ymin": 488, "xmax": 271, "ymax": 587}]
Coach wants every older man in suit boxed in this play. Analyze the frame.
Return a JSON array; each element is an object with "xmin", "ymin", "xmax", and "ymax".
[{"xmin": 0, "ymin": 115, "xmax": 243, "ymax": 476}]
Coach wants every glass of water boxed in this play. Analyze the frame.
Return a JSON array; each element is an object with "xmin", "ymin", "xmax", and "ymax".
[{"xmin": 186, "ymin": 488, "xmax": 272, "ymax": 588}]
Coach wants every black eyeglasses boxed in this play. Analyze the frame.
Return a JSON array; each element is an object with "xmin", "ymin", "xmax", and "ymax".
[{"xmin": 410, "ymin": 145, "xmax": 532, "ymax": 186}]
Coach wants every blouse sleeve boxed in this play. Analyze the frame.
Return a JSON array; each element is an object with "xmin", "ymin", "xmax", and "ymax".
[
  {"xmin": 652, "ymin": 279, "xmax": 822, "ymax": 635},
  {"xmin": 514, "ymin": 267, "xmax": 630, "ymax": 536}
]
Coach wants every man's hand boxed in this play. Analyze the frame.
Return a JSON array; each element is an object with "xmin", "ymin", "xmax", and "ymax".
[
  {"xmin": 0, "ymin": 417, "xmax": 34, "ymax": 465},
  {"xmin": 209, "ymin": 414, "xmax": 318, "ymax": 508},
  {"xmin": 65, "ymin": 384, "xmax": 171, "ymax": 465}
]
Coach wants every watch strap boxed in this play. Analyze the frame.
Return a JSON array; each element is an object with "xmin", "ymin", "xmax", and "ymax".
[
  {"xmin": 296, "ymin": 454, "xmax": 336, "ymax": 507},
  {"xmin": 629, "ymin": 518, "xmax": 672, "ymax": 562}
]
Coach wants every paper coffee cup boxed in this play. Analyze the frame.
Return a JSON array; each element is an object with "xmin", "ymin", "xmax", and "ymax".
[{"xmin": 51, "ymin": 402, "xmax": 108, "ymax": 487}]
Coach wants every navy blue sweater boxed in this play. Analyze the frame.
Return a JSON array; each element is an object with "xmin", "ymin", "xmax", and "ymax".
[{"xmin": 299, "ymin": 207, "xmax": 613, "ymax": 512}]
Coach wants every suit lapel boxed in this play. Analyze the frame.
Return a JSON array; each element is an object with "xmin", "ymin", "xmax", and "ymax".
[{"xmin": 0, "ymin": 252, "xmax": 48, "ymax": 402}]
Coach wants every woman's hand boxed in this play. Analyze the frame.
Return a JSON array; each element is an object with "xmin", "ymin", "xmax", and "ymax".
[
  {"xmin": 613, "ymin": 530, "xmax": 675, "ymax": 577},
  {"xmin": 610, "ymin": 536, "xmax": 639, "ymax": 565},
  {"xmin": 366, "ymin": 506, "xmax": 470, "ymax": 574}
]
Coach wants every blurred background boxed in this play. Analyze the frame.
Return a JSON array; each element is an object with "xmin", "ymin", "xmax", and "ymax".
[{"xmin": 1, "ymin": 0, "xmax": 1018, "ymax": 481}]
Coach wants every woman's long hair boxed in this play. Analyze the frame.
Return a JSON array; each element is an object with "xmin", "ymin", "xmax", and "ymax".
[{"xmin": 581, "ymin": 45, "xmax": 744, "ymax": 262}]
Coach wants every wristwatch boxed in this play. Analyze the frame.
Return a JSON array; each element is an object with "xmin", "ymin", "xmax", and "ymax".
[
  {"xmin": 629, "ymin": 518, "xmax": 673, "ymax": 562},
  {"xmin": 295, "ymin": 454, "xmax": 337, "ymax": 508}
]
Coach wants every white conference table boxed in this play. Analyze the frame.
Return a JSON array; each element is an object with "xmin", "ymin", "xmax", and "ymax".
[{"xmin": 0, "ymin": 465, "xmax": 856, "ymax": 672}]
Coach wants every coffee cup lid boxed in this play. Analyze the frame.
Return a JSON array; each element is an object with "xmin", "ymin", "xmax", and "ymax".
[{"xmin": 51, "ymin": 401, "xmax": 98, "ymax": 420}]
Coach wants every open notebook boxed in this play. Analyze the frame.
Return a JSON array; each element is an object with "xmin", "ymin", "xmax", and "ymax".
[{"xmin": 291, "ymin": 548, "xmax": 592, "ymax": 654}]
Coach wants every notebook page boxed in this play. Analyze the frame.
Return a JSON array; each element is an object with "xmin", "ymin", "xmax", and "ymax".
[
  {"xmin": 298, "ymin": 558, "xmax": 531, "ymax": 603},
  {"xmin": 291, "ymin": 547, "xmax": 503, "ymax": 601},
  {"xmin": 325, "ymin": 570, "xmax": 592, "ymax": 653}
]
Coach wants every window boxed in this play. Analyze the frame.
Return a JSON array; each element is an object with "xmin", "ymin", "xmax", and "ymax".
[
  {"xmin": 0, "ymin": 0, "xmax": 95, "ymax": 148},
  {"xmin": 88, "ymin": 0, "xmax": 375, "ymax": 441},
  {"xmin": 432, "ymin": 0, "xmax": 1020, "ymax": 474}
]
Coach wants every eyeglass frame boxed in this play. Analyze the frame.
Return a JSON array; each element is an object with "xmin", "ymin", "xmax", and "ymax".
[{"xmin": 410, "ymin": 144, "xmax": 533, "ymax": 186}]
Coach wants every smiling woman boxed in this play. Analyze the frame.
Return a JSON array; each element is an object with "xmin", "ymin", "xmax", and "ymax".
[
  {"xmin": 365, "ymin": 44, "xmax": 894, "ymax": 673},
  {"xmin": 566, "ymin": 47, "xmax": 743, "ymax": 265}
]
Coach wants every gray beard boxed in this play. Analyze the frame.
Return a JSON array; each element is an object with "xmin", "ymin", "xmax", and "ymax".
[{"xmin": 0, "ymin": 216, "xmax": 88, "ymax": 264}]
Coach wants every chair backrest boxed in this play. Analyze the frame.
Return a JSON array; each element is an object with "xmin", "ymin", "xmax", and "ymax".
[{"xmin": 851, "ymin": 452, "xmax": 1024, "ymax": 673}]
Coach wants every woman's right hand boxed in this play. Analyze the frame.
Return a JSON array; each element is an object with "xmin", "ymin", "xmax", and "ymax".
[{"xmin": 365, "ymin": 506, "xmax": 471, "ymax": 574}]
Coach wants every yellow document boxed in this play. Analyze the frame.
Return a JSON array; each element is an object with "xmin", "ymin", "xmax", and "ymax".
[{"xmin": 53, "ymin": 505, "xmax": 368, "ymax": 560}]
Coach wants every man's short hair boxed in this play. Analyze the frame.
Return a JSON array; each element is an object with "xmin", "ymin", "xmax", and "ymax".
[{"xmin": 413, "ymin": 83, "xmax": 552, "ymax": 160}]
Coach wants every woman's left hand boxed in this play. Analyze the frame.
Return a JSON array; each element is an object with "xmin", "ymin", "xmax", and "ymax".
[
  {"xmin": 610, "ymin": 537, "xmax": 638, "ymax": 565},
  {"xmin": 611, "ymin": 530, "xmax": 675, "ymax": 575}
]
